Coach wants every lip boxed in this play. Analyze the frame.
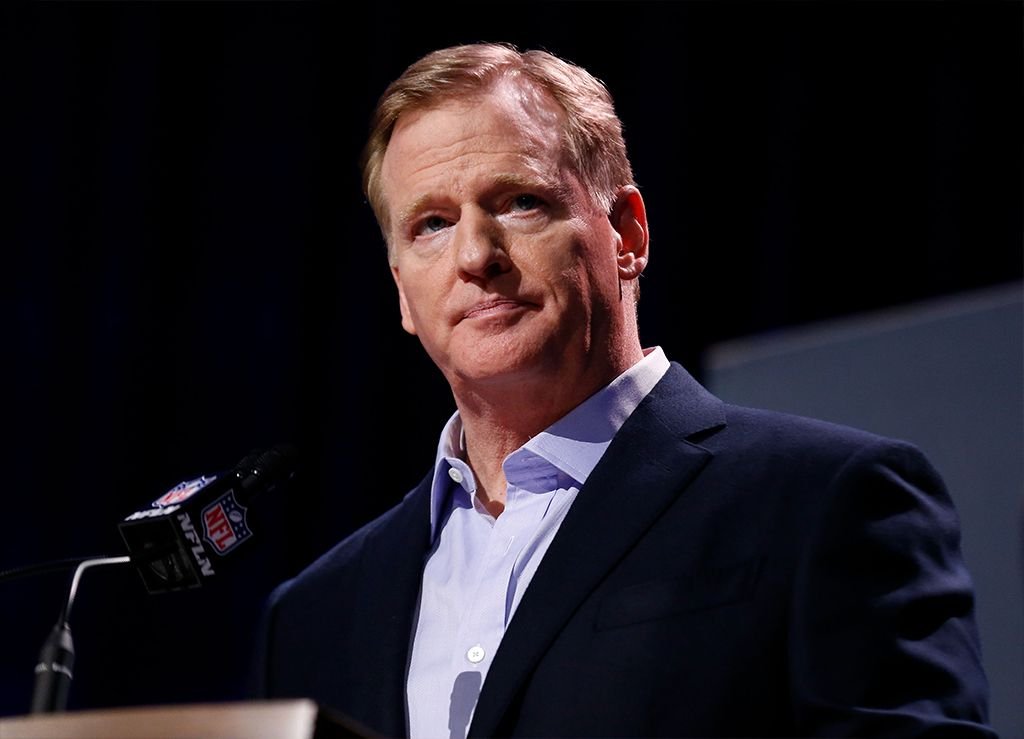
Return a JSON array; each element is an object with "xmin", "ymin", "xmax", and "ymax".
[{"xmin": 460, "ymin": 298, "xmax": 533, "ymax": 321}]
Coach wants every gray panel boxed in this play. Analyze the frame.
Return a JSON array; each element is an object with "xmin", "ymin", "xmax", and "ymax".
[{"xmin": 704, "ymin": 282, "xmax": 1023, "ymax": 738}]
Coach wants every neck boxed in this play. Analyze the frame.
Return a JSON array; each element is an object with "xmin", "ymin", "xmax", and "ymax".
[{"xmin": 451, "ymin": 339, "xmax": 644, "ymax": 514}]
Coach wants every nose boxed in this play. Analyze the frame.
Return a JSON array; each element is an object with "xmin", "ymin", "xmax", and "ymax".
[{"xmin": 454, "ymin": 209, "xmax": 511, "ymax": 282}]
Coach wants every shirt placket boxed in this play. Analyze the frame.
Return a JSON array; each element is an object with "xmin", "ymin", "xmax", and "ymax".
[{"xmin": 452, "ymin": 487, "xmax": 521, "ymax": 678}]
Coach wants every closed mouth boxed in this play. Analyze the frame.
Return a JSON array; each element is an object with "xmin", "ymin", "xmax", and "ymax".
[{"xmin": 461, "ymin": 299, "xmax": 532, "ymax": 321}]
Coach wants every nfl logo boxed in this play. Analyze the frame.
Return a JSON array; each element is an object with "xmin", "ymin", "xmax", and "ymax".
[
  {"xmin": 201, "ymin": 492, "xmax": 252, "ymax": 555},
  {"xmin": 154, "ymin": 475, "xmax": 216, "ymax": 507}
]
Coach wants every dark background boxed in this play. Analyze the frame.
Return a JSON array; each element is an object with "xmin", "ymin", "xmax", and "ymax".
[{"xmin": 2, "ymin": 0, "xmax": 1020, "ymax": 717}]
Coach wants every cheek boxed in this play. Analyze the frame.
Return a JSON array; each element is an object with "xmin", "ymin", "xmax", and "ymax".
[
  {"xmin": 395, "ymin": 270, "xmax": 445, "ymax": 339},
  {"xmin": 404, "ymin": 285, "xmax": 442, "ymax": 330},
  {"xmin": 524, "ymin": 247, "xmax": 587, "ymax": 308},
  {"xmin": 526, "ymin": 224, "xmax": 595, "ymax": 277},
  {"xmin": 552, "ymin": 234, "xmax": 619, "ymax": 304}
]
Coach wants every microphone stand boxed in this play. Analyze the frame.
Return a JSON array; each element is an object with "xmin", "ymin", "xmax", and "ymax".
[{"xmin": 30, "ymin": 555, "xmax": 131, "ymax": 713}]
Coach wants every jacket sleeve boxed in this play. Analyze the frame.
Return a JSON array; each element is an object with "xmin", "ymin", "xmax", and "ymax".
[{"xmin": 789, "ymin": 438, "xmax": 995, "ymax": 736}]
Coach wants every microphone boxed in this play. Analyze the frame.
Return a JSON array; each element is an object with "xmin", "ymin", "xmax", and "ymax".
[
  {"xmin": 118, "ymin": 444, "xmax": 296, "ymax": 594},
  {"xmin": 31, "ymin": 555, "xmax": 130, "ymax": 713},
  {"xmin": 23, "ymin": 445, "xmax": 296, "ymax": 713}
]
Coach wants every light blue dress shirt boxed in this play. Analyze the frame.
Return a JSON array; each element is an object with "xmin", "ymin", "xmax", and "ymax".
[{"xmin": 406, "ymin": 347, "xmax": 670, "ymax": 739}]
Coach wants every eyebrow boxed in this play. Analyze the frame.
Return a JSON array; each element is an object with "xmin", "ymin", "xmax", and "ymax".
[
  {"xmin": 394, "ymin": 172, "xmax": 573, "ymax": 230},
  {"xmin": 490, "ymin": 172, "xmax": 572, "ymax": 201},
  {"xmin": 396, "ymin": 193, "xmax": 439, "ymax": 232}
]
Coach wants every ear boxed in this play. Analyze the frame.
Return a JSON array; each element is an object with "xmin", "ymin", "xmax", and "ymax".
[
  {"xmin": 390, "ymin": 265, "xmax": 417, "ymax": 335},
  {"xmin": 609, "ymin": 186, "xmax": 649, "ymax": 282}
]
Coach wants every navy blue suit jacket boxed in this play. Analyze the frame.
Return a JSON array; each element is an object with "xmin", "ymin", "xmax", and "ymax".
[{"xmin": 255, "ymin": 364, "xmax": 993, "ymax": 737}]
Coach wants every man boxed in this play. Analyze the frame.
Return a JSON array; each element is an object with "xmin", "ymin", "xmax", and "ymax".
[{"xmin": 255, "ymin": 43, "xmax": 993, "ymax": 737}]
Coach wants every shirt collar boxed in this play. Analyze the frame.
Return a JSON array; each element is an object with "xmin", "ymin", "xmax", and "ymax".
[{"xmin": 428, "ymin": 346, "xmax": 670, "ymax": 536}]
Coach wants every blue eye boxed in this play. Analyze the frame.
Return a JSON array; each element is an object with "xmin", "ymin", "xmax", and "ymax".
[
  {"xmin": 512, "ymin": 194, "xmax": 540, "ymax": 211},
  {"xmin": 419, "ymin": 215, "xmax": 449, "ymax": 234}
]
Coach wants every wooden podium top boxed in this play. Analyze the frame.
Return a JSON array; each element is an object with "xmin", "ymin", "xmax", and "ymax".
[{"xmin": 0, "ymin": 699, "xmax": 371, "ymax": 738}]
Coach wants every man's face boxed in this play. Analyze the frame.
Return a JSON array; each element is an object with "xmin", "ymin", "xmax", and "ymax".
[{"xmin": 380, "ymin": 79, "xmax": 626, "ymax": 390}]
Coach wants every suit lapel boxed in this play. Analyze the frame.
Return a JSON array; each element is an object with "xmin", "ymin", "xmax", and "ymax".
[{"xmin": 469, "ymin": 364, "xmax": 726, "ymax": 737}]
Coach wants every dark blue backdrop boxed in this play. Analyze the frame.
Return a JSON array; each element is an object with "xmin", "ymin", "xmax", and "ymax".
[{"xmin": 2, "ymin": 0, "xmax": 1020, "ymax": 717}]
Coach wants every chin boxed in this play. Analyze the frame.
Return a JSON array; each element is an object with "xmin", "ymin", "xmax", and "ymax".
[
  {"xmin": 447, "ymin": 342, "xmax": 555, "ymax": 388},
  {"xmin": 439, "ymin": 318, "xmax": 584, "ymax": 387}
]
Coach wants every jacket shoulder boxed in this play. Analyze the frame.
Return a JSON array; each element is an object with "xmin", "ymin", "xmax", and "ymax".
[{"xmin": 718, "ymin": 402, "xmax": 923, "ymax": 458}]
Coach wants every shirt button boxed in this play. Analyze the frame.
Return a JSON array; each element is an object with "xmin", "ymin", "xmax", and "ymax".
[
  {"xmin": 466, "ymin": 645, "xmax": 485, "ymax": 664},
  {"xmin": 448, "ymin": 467, "xmax": 464, "ymax": 484}
]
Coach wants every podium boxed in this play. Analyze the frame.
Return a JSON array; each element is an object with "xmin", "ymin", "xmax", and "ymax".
[{"xmin": 0, "ymin": 699, "xmax": 374, "ymax": 738}]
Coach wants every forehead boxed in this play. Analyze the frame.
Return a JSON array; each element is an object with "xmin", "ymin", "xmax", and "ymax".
[{"xmin": 379, "ymin": 78, "xmax": 567, "ymax": 199}]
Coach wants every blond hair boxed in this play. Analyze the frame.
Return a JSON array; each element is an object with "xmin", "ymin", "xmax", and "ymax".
[{"xmin": 360, "ymin": 43, "xmax": 634, "ymax": 255}]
